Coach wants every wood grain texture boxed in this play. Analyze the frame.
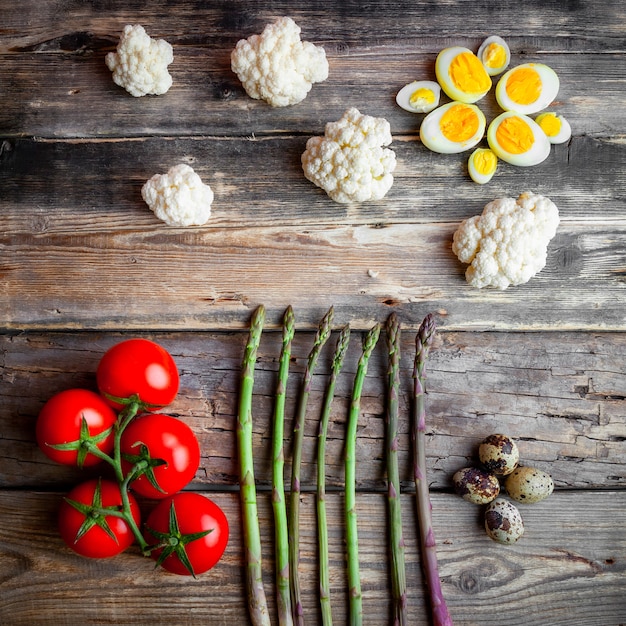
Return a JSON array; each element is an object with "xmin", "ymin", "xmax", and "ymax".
[
  {"xmin": 2, "ymin": 330, "xmax": 624, "ymax": 491},
  {"xmin": 1, "ymin": 0, "xmax": 625, "ymax": 331},
  {"xmin": 1, "ymin": 133, "xmax": 625, "ymax": 330},
  {"xmin": 1, "ymin": 0, "xmax": 625, "ymax": 623},
  {"xmin": 1, "ymin": 490, "xmax": 624, "ymax": 626}
]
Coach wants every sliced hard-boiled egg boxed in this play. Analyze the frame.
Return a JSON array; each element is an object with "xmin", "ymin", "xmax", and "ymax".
[
  {"xmin": 477, "ymin": 36, "xmax": 511, "ymax": 76},
  {"xmin": 495, "ymin": 63, "xmax": 560, "ymax": 115},
  {"xmin": 396, "ymin": 80, "xmax": 441, "ymax": 113},
  {"xmin": 435, "ymin": 46, "xmax": 492, "ymax": 104},
  {"xmin": 468, "ymin": 148, "xmax": 498, "ymax": 184},
  {"xmin": 420, "ymin": 101, "xmax": 486, "ymax": 154},
  {"xmin": 535, "ymin": 111, "xmax": 572, "ymax": 144},
  {"xmin": 487, "ymin": 111, "xmax": 551, "ymax": 166}
]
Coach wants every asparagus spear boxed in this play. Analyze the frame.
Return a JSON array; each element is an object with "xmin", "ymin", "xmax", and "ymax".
[
  {"xmin": 345, "ymin": 323, "xmax": 381, "ymax": 626},
  {"xmin": 317, "ymin": 325, "xmax": 351, "ymax": 626},
  {"xmin": 289, "ymin": 306, "xmax": 335, "ymax": 624},
  {"xmin": 412, "ymin": 314, "xmax": 453, "ymax": 626},
  {"xmin": 272, "ymin": 306, "xmax": 296, "ymax": 626},
  {"xmin": 238, "ymin": 305, "xmax": 271, "ymax": 626},
  {"xmin": 385, "ymin": 313, "xmax": 407, "ymax": 626}
]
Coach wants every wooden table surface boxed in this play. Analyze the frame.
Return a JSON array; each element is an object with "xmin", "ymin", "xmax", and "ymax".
[{"xmin": 1, "ymin": 1, "xmax": 625, "ymax": 624}]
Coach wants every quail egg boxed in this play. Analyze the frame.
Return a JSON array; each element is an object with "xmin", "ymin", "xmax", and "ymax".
[
  {"xmin": 396, "ymin": 80, "xmax": 441, "ymax": 113},
  {"xmin": 420, "ymin": 101, "xmax": 486, "ymax": 154},
  {"xmin": 487, "ymin": 111, "xmax": 551, "ymax": 166},
  {"xmin": 453, "ymin": 467, "xmax": 500, "ymax": 504},
  {"xmin": 505, "ymin": 466, "xmax": 554, "ymax": 504},
  {"xmin": 477, "ymin": 36, "xmax": 511, "ymax": 76},
  {"xmin": 495, "ymin": 62, "xmax": 560, "ymax": 115},
  {"xmin": 485, "ymin": 498, "xmax": 525, "ymax": 544},
  {"xmin": 467, "ymin": 147, "xmax": 498, "ymax": 184},
  {"xmin": 478, "ymin": 434, "xmax": 519, "ymax": 475},
  {"xmin": 435, "ymin": 46, "xmax": 492, "ymax": 104},
  {"xmin": 535, "ymin": 111, "xmax": 572, "ymax": 144}
]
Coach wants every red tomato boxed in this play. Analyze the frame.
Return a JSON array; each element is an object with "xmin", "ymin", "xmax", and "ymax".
[
  {"xmin": 96, "ymin": 338, "xmax": 179, "ymax": 410},
  {"xmin": 58, "ymin": 478, "xmax": 141, "ymax": 558},
  {"xmin": 120, "ymin": 413, "xmax": 200, "ymax": 499},
  {"xmin": 36, "ymin": 389, "xmax": 117, "ymax": 467},
  {"xmin": 144, "ymin": 493, "xmax": 229, "ymax": 576}
]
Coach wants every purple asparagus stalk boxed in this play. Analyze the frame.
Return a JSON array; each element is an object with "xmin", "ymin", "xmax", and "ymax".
[
  {"xmin": 385, "ymin": 313, "xmax": 407, "ymax": 625},
  {"xmin": 412, "ymin": 314, "xmax": 453, "ymax": 626}
]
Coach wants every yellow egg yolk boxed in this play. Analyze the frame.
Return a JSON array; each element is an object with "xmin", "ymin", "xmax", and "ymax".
[
  {"xmin": 440, "ymin": 104, "xmax": 480, "ymax": 142},
  {"xmin": 450, "ymin": 51, "xmax": 492, "ymax": 95},
  {"xmin": 410, "ymin": 87, "xmax": 436, "ymax": 108},
  {"xmin": 483, "ymin": 43, "xmax": 507, "ymax": 70},
  {"xmin": 472, "ymin": 149, "xmax": 497, "ymax": 175},
  {"xmin": 496, "ymin": 116, "xmax": 535, "ymax": 154},
  {"xmin": 536, "ymin": 112, "xmax": 561, "ymax": 137},
  {"xmin": 505, "ymin": 66, "xmax": 542, "ymax": 105}
]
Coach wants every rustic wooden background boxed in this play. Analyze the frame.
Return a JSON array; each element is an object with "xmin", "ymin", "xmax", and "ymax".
[{"xmin": 1, "ymin": 1, "xmax": 625, "ymax": 625}]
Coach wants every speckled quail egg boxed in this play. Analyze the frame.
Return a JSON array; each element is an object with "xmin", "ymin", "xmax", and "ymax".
[
  {"xmin": 477, "ymin": 36, "xmax": 511, "ymax": 76},
  {"xmin": 453, "ymin": 467, "xmax": 500, "ymax": 504},
  {"xmin": 478, "ymin": 434, "xmax": 520, "ymax": 476},
  {"xmin": 487, "ymin": 111, "xmax": 551, "ymax": 166},
  {"xmin": 505, "ymin": 466, "xmax": 554, "ymax": 504},
  {"xmin": 535, "ymin": 111, "xmax": 572, "ymax": 144},
  {"xmin": 484, "ymin": 498, "xmax": 525, "ymax": 544},
  {"xmin": 495, "ymin": 63, "xmax": 560, "ymax": 115},
  {"xmin": 435, "ymin": 46, "xmax": 492, "ymax": 104},
  {"xmin": 396, "ymin": 80, "xmax": 441, "ymax": 113},
  {"xmin": 467, "ymin": 147, "xmax": 498, "ymax": 184},
  {"xmin": 420, "ymin": 101, "xmax": 486, "ymax": 154}
]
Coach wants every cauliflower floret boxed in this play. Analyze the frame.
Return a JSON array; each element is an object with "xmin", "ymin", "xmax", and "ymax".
[
  {"xmin": 452, "ymin": 192, "xmax": 560, "ymax": 289},
  {"xmin": 106, "ymin": 25, "xmax": 173, "ymax": 97},
  {"xmin": 231, "ymin": 16, "xmax": 328, "ymax": 107},
  {"xmin": 301, "ymin": 107, "xmax": 397, "ymax": 203},
  {"xmin": 142, "ymin": 164, "xmax": 214, "ymax": 227}
]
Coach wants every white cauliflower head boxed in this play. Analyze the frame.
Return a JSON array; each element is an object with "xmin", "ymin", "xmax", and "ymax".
[
  {"xmin": 141, "ymin": 164, "xmax": 214, "ymax": 227},
  {"xmin": 106, "ymin": 24, "xmax": 173, "ymax": 97},
  {"xmin": 231, "ymin": 16, "xmax": 328, "ymax": 107},
  {"xmin": 301, "ymin": 107, "xmax": 397, "ymax": 203},
  {"xmin": 452, "ymin": 191, "xmax": 560, "ymax": 289}
]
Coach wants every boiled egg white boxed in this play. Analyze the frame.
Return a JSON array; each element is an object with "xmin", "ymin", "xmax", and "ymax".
[
  {"xmin": 435, "ymin": 46, "xmax": 492, "ymax": 104},
  {"xmin": 477, "ymin": 36, "xmax": 511, "ymax": 76},
  {"xmin": 535, "ymin": 111, "xmax": 572, "ymax": 144},
  {"xmin": 468, "ymin": 148, "xmax": 498, "ymax": 184},
  {"xmin": 396, "ymin": 80, "xmax": 441, "ymax": 113},
  {"xmin": 420, "ymin": 101, "xmax": 486, "ymax": 154},
  {"xmin": 495, "ymin": 63, "xmax": 560, "ymax": 115},
  {"xmin": 487, "ymin": 111, "xmax": 551, "ymax": 166}
]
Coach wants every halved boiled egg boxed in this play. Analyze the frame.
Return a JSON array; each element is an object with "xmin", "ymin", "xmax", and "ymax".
[
  {"xmin": 535, "ymin": 111, "xmax": 572, "ymax": 144},
  {"xmin": 468, "ymin": 148, "xmax": 498, "ymax": 184},
  {"xmin": 435, "ymin": 46, "xmax": 492, "ymax": 103},
  {"xmin": 420, "ymin": 101, "xmax": 486, "ymax": 154},
  {"xmin": 495, "ymin": 63, "xmax": 560, "ymax": 115},
  {"xmin": 477, "ymin": 36, "xmax": 511, "ymax": 76},
  {"xmin": 487, "ymin": 111, "xmax": 551, "ymax": 166},
  {"xmin": 396, "ymin": 80, "xmax": 441, "ymax": 113}
]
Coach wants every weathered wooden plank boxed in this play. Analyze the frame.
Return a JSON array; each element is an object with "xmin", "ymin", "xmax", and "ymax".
[
  {"xmin": 2, "ymin": 219, "xmax": 624, "ymax": 331},
  {"xmin": 2, "ymin": 135, "xmax": 625, "ymax": 229},
  {"xmin": 0, "ymin": 489, "xmax": 624, "ymax": 625},
  {"xmin": 2, "ymin": 0, "xmax": 624, "ymax": 52},
  {"xmin": 0, "ymin": 49, "xmax": 622, "ymax": 138},
  {"xmin": 2, "ymin": 330, "xmax": 624, "ymax": 490}
]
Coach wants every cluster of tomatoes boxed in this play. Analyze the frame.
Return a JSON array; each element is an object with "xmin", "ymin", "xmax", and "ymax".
[{"xmin": 35, "ymin": 338, "xmax": 228, "ymax": 576}]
